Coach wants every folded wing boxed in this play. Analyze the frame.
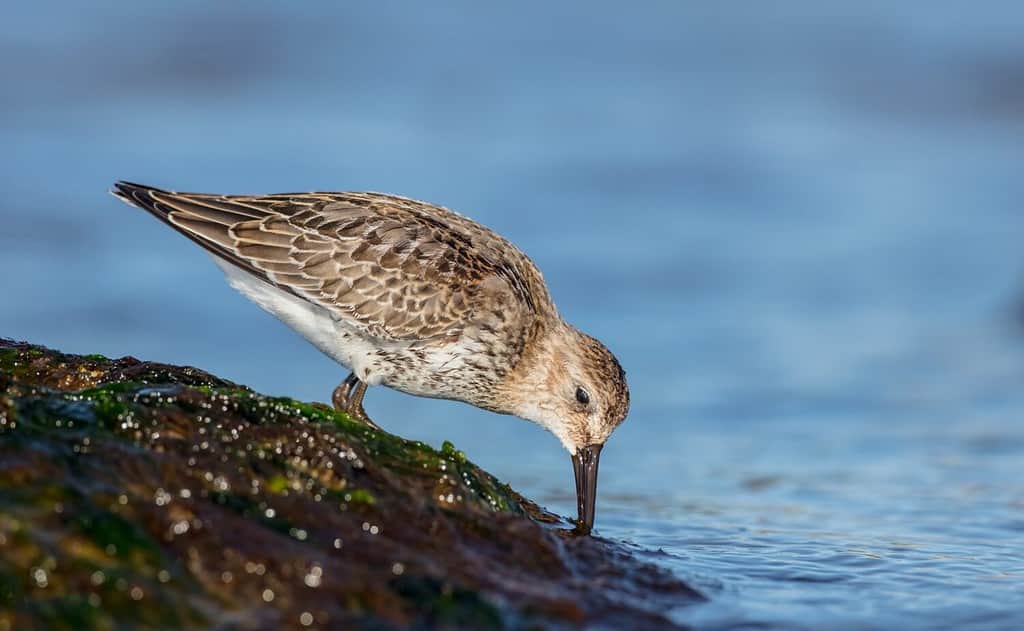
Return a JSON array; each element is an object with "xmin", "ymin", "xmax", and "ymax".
[{"xmin": 113, "ymin": 182, "xmax": 544, "ymax": 342}]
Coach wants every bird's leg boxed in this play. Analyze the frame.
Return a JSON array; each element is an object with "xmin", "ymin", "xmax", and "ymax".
[
  {"xmin": 344, "ymin": 380, "xmax": 381, "ymax": 430},
  {"xmin": 332, "ymin": 372, "xmax": 381, "ymax": 430},
  {"xmin": 332, "ymin": 373, "xmax": 359, "ymax": 411}
]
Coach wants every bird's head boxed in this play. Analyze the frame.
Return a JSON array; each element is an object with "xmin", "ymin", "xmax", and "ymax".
[{"xmin": 509, "ymin": 322, "xmax": 630, "ymax": 534}]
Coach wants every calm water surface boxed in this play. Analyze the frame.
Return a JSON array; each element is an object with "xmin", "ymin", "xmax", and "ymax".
[{"xmin": 2, "ymin": 3, "xmax": 1023, "ymax": 628}]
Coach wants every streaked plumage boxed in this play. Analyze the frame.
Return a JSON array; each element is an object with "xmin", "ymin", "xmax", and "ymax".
[{"xmin": 113, "ymin": 181, "xmax": 629, "ymax": 533}]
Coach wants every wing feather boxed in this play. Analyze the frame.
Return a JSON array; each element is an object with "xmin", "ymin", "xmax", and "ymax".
[{"xmin": 113, "ymin": 181, "xmax": 548, "ymax": 341}]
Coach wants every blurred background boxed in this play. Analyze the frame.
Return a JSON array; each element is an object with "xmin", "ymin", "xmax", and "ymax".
[{"xmin": 2, "ymin": 2, "xmax": 1023, "ymax": 628}]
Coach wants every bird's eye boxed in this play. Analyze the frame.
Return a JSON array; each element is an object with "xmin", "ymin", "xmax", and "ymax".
[{"xmin": 575, "ymin": 387, "xmax": 590, "ymax": 405}]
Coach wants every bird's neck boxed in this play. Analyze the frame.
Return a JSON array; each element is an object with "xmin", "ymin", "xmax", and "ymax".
[{"xmin": 497, "ymin": 318, "xmax": 571, "ymax": 417}]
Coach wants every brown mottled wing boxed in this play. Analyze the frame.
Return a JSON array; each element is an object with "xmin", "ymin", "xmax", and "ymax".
[{"xmin": 113, "ymin": 182, "xmax": 547, "ymax": 341}]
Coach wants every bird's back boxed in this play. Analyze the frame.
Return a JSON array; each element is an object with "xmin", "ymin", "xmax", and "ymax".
[{"xmin": 113, "ymin": 182, "xmax": 555, "ymax": 405}]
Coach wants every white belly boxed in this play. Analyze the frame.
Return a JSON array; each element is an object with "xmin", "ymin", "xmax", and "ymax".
[
  {"xmin": 212, "ymin": 258, "xmax": 478, "ymax": 397},
  {"xmin": 214, "ymin": 258, "xmax": 390, "ymax": 384}
]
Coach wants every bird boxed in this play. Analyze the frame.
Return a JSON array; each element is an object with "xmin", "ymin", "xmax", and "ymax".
[{"xmin": 112, "ymin": 181, "xmax": 629, "ymax": 533}]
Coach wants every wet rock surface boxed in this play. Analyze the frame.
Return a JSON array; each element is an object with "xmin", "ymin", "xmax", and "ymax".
[{"xmin": 0, "ymin": 339, "xmax": 701, "ymax": 630}]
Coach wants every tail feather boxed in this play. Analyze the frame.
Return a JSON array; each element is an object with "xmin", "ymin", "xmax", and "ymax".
[{"xmin": 111, "ymin": 181, "xmax": 280, "ymax": 290}]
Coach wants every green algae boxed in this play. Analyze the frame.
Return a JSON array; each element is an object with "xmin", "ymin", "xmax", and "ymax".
[
  {"xmin": 0, "ymin": 474, "xmax": 207, "ymax": 630},
  {"xmin": 391, "ymin": 575, "xmax": 504, "ymax": 630},
  {"xmin": 2, "ymin": 346, "xmax": 523, "ymax": 519},
  {"xmin": 209, "ymin": 491, "xmax": 297, "ymax": 536},
  {"xmin": 441, "ymin": 439, "xmax": 468, "ymax": 464},
  {"xmin": 0, "ymin": 349, "xmax": 25, "ymax": 378},
  {"xmin": 345, "ymin": 488, "xmax": 376, "ymax": 506},
  {"xmin": 0, "ymin": 338, "xmax": 700, "ymax": 630},
  {"xmin": 265, "ymin": 474, "xmax": 289, "ymax": 494},
  {"xmin": 73, "ymin": 508, "xmax": 164, "ymax": 565}
]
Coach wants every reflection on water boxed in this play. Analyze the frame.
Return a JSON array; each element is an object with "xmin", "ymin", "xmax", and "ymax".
[{"xmin": 2, "ymin": 2, "xmax": 1024, "ymax": 628}]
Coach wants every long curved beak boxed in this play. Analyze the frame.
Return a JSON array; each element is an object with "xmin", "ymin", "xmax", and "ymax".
[{"xmin": 570, "ymin": 443, "xmax": 603, "ymax": 534}]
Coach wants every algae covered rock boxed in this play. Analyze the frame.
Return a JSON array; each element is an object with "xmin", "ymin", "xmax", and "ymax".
[{"xmin": 0, "ymin": 339, "xmax": 700, "ymax": 629}]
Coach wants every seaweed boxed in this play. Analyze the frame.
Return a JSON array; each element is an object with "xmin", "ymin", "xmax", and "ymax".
[{"xmin": 0, "ymin": 338, "xmax": 700, "ymax": 629}]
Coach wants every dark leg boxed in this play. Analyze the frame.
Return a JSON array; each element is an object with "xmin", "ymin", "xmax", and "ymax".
[
  {"xmin": 331, "ymin": 372, "xmax": 381, "ymax": 430},
  {"xmin": 332, "ymin": 373, "xmax": 359, "ymax": 411},
  {"xmin": 345, "ymin": 380, "xmax": 380, "ymax": 429}
]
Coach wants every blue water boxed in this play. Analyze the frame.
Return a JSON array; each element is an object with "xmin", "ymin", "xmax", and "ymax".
[{"xmin": 3, "ymin": 3, "xmax": 1024, "ymax": 628}]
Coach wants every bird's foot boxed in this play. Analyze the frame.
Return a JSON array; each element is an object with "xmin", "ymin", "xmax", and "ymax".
[
  {"xmin": 345, "ymin": 403, "xmax": 382, "ymax": 430},
  {"xmin": 332, "ymin": 373, "xmax": 382, "ymax": 430}
]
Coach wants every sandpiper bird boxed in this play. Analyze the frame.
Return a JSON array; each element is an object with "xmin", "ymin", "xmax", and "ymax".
[{"xmin": 112, "ymin": 181, "xmax": 629, "ymax": 533}]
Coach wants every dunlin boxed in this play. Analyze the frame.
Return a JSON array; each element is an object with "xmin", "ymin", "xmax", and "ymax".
[{"xmin": 112, "ymin": 182, "xmax": 629, "ymax": 533}]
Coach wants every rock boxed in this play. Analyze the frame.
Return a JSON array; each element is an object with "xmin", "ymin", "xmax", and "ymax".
[{"xmin": 0, "ymin": 339, "xmax": 701, "ymax": 629}]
